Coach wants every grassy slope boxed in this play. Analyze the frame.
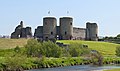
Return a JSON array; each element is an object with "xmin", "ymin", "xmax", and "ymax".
[
  {"xmin": 0, "ymin": 39, "xmax": 119, "ymax": 56},
  {"xmin": 0, "ymin": 38, "xmax": 28, "ymax": 49},
  {"xmin": 57, "ymin": 40, "xmax": 120, "ymax": 56},
  {"xmin": 104, "ymin": 69, "xmax": 120, "ymax": 71}
]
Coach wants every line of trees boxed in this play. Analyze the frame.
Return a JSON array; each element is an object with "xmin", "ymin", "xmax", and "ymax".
[{"xmin": 99, "ymin": 34, "xmax": 120, "ymax": 40}]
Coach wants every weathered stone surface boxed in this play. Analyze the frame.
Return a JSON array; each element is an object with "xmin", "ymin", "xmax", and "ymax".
[
  {"xmin": 34, "ymin": 17, "xmax": 98, "ymax": 41},
  {"xmin": 11, "ymin": 21, "xmax": 32, "ymax": 39},
  {"xmin": 73, "ymin": 27, "xmax": 86, "ymax": 40},
  {"xmin": 43, "ymin": 17, "xmax": 57, "ymax": 40},
  {"xmin": 86, "ymin": 22, "xmax": 98, "ymax": 41},
  {"xmin": 59, "ymin": 17, "xmax": 73, "ymax": 40},
  {"xmin": 11, "ymin": 32, "xmax": 19, "ymax": 38},
  {"xmin": 34, "ymin": 26, "xmax": 43, "ymax": 38}
]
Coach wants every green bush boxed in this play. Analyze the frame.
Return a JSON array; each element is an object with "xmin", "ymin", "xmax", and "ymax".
[
  {"xmin": 5, "ymin": 56, "xmax": 26, "ymax": 70},
  {"xmin": 25, "ymin": 39, "xmax": 42, "ymax": 57},
  {"xmin": 42, "ymin": 41, "xmax": 62, "ymax": 58},
  {"xmin": 25, "ymin": 39, "xmax": 62, "ymax": 58},
  {"xmin": 0, "ymin": 49, "xmax": 15, "ymax": 57},
  {"xmin": 115, "ymin": 46, "xmax": 120, "ymax": 57},
  {"xmin": 62, "ymin": 47, "xmax": 71, "ymax": 57},
  {"xmin": 68, "ymin": 43, "xmax": 91, "ymax": 57},
  {"xmin": 14, "ymin": 46, "xmax": 21, "ymax": 53}
]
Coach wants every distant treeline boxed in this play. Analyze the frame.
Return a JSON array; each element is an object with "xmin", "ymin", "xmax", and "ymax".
[{"xmin": 99, "ymin": 34, "xmax": 120, "ymax": 44}]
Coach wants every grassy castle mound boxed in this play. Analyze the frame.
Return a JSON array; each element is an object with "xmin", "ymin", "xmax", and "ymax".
[
  {"xmin": 0, "ymin": 38, "xmax": 119, "ymax": 57},
  {"xmin": 0, "ymin": 38, "xmax": 120, "ymax": 71}
]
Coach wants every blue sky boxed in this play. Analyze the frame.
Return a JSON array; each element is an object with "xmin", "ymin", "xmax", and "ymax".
[{"xmin": 0, "ymin": 0, "xmax": 120, "ymax": 36}]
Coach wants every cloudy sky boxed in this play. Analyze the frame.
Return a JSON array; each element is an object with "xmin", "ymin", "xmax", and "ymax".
[{"xmin": 0, "ymin": 0, "xmax": 120, "ymax": 36}]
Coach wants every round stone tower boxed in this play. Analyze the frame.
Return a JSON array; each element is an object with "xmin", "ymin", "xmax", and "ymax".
[
  {"xmin": 86, "ymin": 22, "xmax": 98, "ymax": 41},
  {"xmin": 60, "ymin": 17, "xmax": 73, "ymax": 40},
  {"xmin": 43, "ymin": 17, "xmax": 57, "ymax": 40}
]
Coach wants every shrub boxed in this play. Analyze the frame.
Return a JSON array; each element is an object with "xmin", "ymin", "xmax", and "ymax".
[
  {"xmin": 14, "ymin": 46, "xmax": 21, "ymax": 53},
  {"xmin": 115, "ymin": 46, "xmax": 120, "ymax": 57},
  {"xmin": 90, "ymin": 51, "xmax": 103, "ymax": 66},
  {"xmin": 25, "ymin": 39, "xmax": 42, "ymax": 57},
  {"xmin": 42, "ymin": 41, "xmax": 62, "ymax": 58},
  {"xmin": 5, "ymin": 56, "xmax": 26, "ymax": 71},
  {"xmin": 68, "ymin": 43, "xmax": 91, "ymax": 57},
  {"xmin": 68, "ymin": 43, "xmax": 82, "ymax": 57},
  {"xmin": 25, "ymin": 39, "xmax": 62, "ymax": 58}
]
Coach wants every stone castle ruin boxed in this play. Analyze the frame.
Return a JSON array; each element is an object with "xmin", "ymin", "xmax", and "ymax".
[
  {"xmin": 11, "ymin": 17, "xmax": 98, "ymax": 41},
  {"xmin": 11, "ymin": 21, "xmax": 32, "ymax": 38},
  {"xmin": 86, "ymin": 22, "xmax": 98, "ymax": 41},
  {"xmin": 34, "ymin": 17, "xmax": 98, "ymax": 41}
]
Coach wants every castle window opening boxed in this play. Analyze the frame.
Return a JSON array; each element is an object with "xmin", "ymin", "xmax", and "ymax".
[
  {"xmin": 65, "ymin": 31, "xmax": 67, "ymax": 35},
  {"xmin": 96, "ymin": 34, "xmax": 97, "ymax": 37},
  {"xmin": 18, "ymin": 35, "xmax": 20, "ymax": 38},
  {"xmin": 46, "ymin": 37, "xmax": 48, "ymax": 39},
  {"xmin": 70, "ymin": 22, "xmax": 72, "ymax": 25},
  {"xmin": 51, "ymin": 32, "xmax": 53, "ymax": 35}
]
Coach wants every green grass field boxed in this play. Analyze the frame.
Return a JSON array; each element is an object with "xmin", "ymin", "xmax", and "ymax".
[
  {"xmin": 0, "ymin": 38, "xmax": 28, "ymax": 49},
  {"xmin": 57, "ymin": 40, "xmax": 120, "ymax": 56},
  {"xmin": 104, "ymin": 68, "xmax": 120, "ymax": 71},
  {"xmin": 0, "ymin": 38, "xmax": 119, "ymax": 56},
  {"xmin": 0, "ymin": 39, "xmax": 120, "ymax": 70}
]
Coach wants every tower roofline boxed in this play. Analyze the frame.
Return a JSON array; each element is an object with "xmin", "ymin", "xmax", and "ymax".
[
  {"xmin": 60, "ymin": 16, "xmax": 73, "ymax": 19},
  {"xmin": 43, "ymin": 16, "xmax": 56, "ymax": 19}
]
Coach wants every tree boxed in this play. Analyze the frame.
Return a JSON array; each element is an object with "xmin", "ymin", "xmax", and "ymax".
[
  {"xmin": 90, "ymin": 51, "xmax": 103, "ymax": 66},
  {"xmin": 25, "ymin": 39, "xmax": 62, "ymax": 58},
  {"xmin": 115, "ymin": 46, "xmax": 120, "ymax": 57},
  {"xmin": 25, "ymin": 39, "xmax": 42, "ymax": 57},
  {"xmin": 42, "ymin": 41, "xmax": 62, "ymax": 58},
  {"xmin": 117, "ymin": 34, "xmax": 120, "ymax": 37},
  {"xmin": 68, "ymin": 43, "xmax": 90, "ymax": 57}
]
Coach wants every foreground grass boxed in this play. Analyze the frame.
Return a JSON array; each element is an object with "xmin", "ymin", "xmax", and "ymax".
[
  {"xmin": 0, "ymin": 56, "xmax": 120, "ymax": 71},
  {"xmin": 0, "ymin": 38, "xmax": 28, "ymax": 49},
  {"xmin": 0, "ymin": 57, "xmax": 87, "ymax": 70},
  {"xmin": 57, "ymin": 40, "xmax": 120, "ymax": 56},
  {"xmin": 104, "ymin": 68, "xmax": 120, "ymax": 71},
  {"xmin": 0, "ymin": 39, "xmax": 120, "ymax": 70}
]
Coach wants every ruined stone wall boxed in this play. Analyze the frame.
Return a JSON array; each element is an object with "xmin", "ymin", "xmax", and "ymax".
[
  {"xmin": 21, "ymin": 28, "xmax": 26, "ymax": 38},
  {"xmin": 56, "ymin": 26, "xmax": 60, "ymax": 39},
  {"xmin": 11, "ymin": 32, "xmax": 20, "ymax": 38},
  {"xmin": 73, "ymin": 27, "xmax": 86, "ymax": 40},
  {"xmin": 25, "ymin": 27, "xmax": 32, "ymax": 38},
  {"xmin": 11, "ymin": 21, "xmax": 23, "ymax": 38},
  {"xmin": 11, "ymin": 18, "xmax": 99, "ymax": 41},
  {"xmin": 11, "ymin": 21, "xmax": 32, "ymax": 39},
  {"xmin": 56, "ymin": 26, "xmax": 60, "ymax": 35},
  {"xmin": 34, "ymin": 26, "xmax": 43, "ymax": 38}
]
